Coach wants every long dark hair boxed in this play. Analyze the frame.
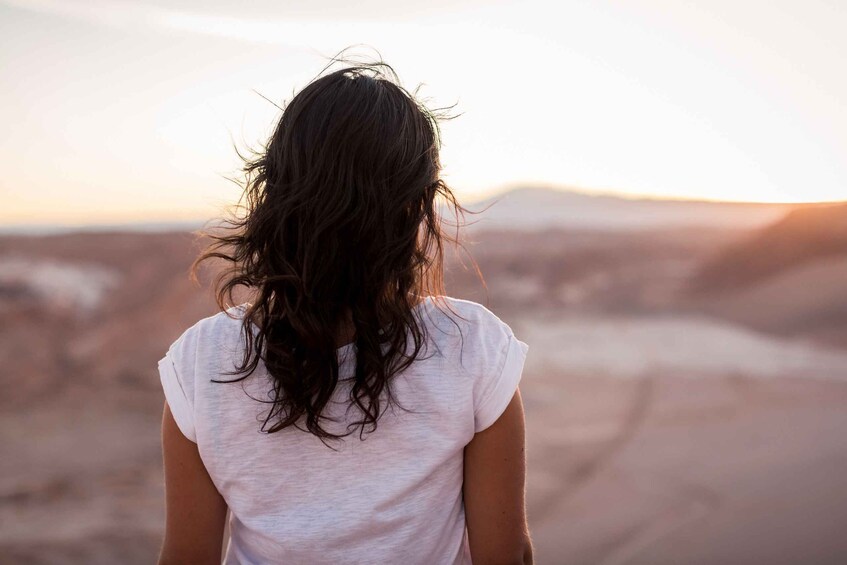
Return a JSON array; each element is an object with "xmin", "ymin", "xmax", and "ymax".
[{"xmin": 189, "ymin": 54, "xmax": 476, "ymax": 444}]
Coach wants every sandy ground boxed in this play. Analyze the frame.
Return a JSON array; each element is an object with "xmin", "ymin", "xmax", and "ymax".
[
  {"xmin": 523, "ymin": 374, "xmax": 847, "ymax": 564},
  {"xmin": 515, "ymin": 310, "xmax": 847, "ymax": 564},
  {"xmin": 2, "ymin": 313, "xmax": 847, "ymax": 564}
]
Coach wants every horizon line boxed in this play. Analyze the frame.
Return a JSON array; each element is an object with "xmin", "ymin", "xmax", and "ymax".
[{"xmin": 2, "ymin": 185, "xmax": 844, "ymax": 236}]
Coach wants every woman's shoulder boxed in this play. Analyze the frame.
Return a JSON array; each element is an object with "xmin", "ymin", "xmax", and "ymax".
[
  {"xmin": 426, "ymin": 295, "xmax": 529, "ymax": 433},
  {"xmin": 422, "ymin": 295, "xmax": 526, "ymax": 376},
  {"xmin": 425, "ymin": 295, "xmax": 518, "ymax": 340},
  {"xmin": 162, "ymin": 304, "xmax": 251, "ymax": 370},
  {"xmin": 182, "ymin": 303, "xmax": 251, "ymax": 336}
]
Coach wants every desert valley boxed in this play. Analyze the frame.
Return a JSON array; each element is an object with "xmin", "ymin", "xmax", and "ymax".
[{"xmin": 2, "ymin": 187, "xmax": 846, "ymax": 564}]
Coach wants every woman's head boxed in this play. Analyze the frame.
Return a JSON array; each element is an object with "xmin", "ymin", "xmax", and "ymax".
[{"xmin": 190, "ymin": 57, "xmax": 472, "ymax": 445}]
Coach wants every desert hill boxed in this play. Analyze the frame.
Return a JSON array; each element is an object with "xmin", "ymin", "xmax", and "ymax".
[
  {"xmin": 688, "ymin": 201, "xmax": 847, "ymax": 294},
  {"xmin": 678, "ymin": 202, "xmax": 847, "ymax": 347}
]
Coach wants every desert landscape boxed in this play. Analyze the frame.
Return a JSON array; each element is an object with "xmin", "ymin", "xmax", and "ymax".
[{"xmin": 2, "ymin": 187, "xmax": 847, "ymax": 564}]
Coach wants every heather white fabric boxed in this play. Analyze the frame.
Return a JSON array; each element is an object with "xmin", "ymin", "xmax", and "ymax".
[{"xmin": 157, "ymin": 295, "xmax": 529, "ymax": 565}]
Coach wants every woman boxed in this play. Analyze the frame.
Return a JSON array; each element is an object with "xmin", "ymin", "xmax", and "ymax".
[{"xmin": 157, "ymin": 57, "xmax": 533, "ymax": 565}]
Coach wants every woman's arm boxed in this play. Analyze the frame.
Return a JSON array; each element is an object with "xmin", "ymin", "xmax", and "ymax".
[
  {"xmin": 159, "ymin": 401, "xmax": 228, "ymax": 565},
  {"xmin": 463, "ymin": 387, "xmax": 534, "ymax": 565}
]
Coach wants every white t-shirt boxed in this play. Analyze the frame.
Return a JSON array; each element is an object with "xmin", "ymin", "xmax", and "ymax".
[{"xmin": 158, "ymin": 295, "xmax": 529, "ymax": 565}]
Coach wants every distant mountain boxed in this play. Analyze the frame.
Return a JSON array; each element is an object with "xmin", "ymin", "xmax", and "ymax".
[{"xmin": 455, "ymin": 186, "xmax": 794, "ymax": 232}]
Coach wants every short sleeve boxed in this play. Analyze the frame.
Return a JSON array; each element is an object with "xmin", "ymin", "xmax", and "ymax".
[
  {"xmin": 157, "ymin": 326, "xmax": 199, "ymax": 443},
  {"xmin": 472, "ymin": 317, "xmax": 530, "ymax": 433}
]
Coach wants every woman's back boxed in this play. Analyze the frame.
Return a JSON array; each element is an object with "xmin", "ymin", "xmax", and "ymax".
[{"xmin": 158, "ymin": 295, "xmax": 529, "ymax": 564}]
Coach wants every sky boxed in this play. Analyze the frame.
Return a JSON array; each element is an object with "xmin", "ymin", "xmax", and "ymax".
[{"xmin": 1, "ymin": 0, "xmax": 845, "ymax": 226}]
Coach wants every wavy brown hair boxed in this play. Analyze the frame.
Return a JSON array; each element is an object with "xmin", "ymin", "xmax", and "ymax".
[{"xmin": 188, "ymin": 54, "xmax": 479, "ymax": 445}]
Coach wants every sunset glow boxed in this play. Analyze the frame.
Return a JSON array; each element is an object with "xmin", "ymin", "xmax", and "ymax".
[{"xmin": 1, "ymin": 0, "xmax": 845, "ymax": 227}]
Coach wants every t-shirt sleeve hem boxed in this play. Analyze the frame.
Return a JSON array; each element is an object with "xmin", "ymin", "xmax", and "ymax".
[
  {"xmin": 158, "ymin": 353, "xmax": 197, "ymax": 443},
  {"xmin": 473, "ymin": 334, "xmax": 529, "ymax": 433}
]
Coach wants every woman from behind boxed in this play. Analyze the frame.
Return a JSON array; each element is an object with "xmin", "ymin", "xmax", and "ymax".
[{"xmin": 157, "ymin": 54, "xmax": 533, "ymax": 565}]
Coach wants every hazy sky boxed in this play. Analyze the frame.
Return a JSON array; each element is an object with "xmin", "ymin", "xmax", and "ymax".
[{"xmin": 2, "ymin": 0, "xmax": 845, "ymax": 226}]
